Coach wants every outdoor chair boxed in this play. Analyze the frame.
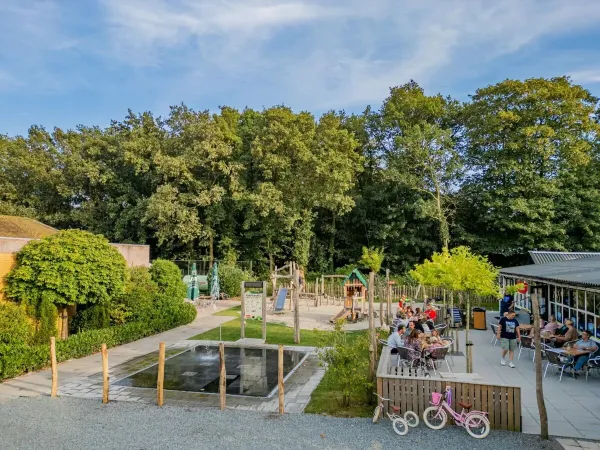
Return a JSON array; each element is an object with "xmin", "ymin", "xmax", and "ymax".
[
  {"xmin": 396, "ymin": 346, "xmax": 426, "ymax": 375},
  {"xmin": 544, "ymin": 350, "xmax": 575, "ymax": 382},
  {"xmin": 585, "ymin": 356, "xmax": 600, "ymax": 382},
  {"xmin": 440, "ymin": 336, "xmax": 455, "ymax": 366},
  {"xmin": 434, "ymin": 324, "xmax": 447, "ymax": 334},
  {"xmin": 490, "ymin": 323, "xmax": 499, "ymax": 345},
  {"xmin": 518, "ymin": 335, "xmax": 535, "ymax": 360},
  {"xmin": 426, "ymin": 344, "xmax": 452, "ymax": 374}
]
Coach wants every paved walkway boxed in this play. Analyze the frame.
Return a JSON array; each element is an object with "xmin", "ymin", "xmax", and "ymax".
[
  {"xmin": 0, "ymin": 301, "xmax": 238, "ymax": 402},
  {"xmin": 447, "ymin": 312, "xmax": 600, "ymax": 441}
]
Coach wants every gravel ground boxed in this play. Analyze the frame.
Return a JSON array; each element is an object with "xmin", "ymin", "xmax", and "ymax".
[{"xmin": 1, "ymin": 397, "xmax": 560, "ymax": 450}]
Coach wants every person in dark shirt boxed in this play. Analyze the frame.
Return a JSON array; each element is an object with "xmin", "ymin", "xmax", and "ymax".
[{"xmin": 497, "ymin": 310, "xmax": 521, "ymax": 368}]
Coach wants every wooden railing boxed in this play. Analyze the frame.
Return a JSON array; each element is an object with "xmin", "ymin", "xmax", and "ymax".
[{"xmin": 376, "ymin": 348, "xmax": 522, "ymax": 432}]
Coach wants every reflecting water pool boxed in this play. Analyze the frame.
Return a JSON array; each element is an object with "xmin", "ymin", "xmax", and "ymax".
[{"xmin": 115, "ymin": 345, "xmax": 307, "ymax": 397}]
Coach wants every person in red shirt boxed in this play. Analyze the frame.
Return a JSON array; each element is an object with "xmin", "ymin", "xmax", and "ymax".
[
  {"xmin": 424, "ymin": 304, "xmax": 437, "ymax": 329},
  {"xmin": 398, "ymin": 294, "xmax": 406, "ymax": 310}
]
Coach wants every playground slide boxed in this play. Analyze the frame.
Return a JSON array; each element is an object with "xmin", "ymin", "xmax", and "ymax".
[
  {"xmin": 330, "ymin": 309, "xmax": 350, "ymax": 323},
  {"xmin": 274, "ymin": 288, "xmax": 288, "ymax": 313}
]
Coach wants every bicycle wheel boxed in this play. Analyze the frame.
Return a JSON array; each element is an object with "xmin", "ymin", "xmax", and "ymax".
[
  {"xmin": 423, "ymin": 406, "xmax": 447, "ymax": 429},
  {"xmin": 392, "ymin": 417, "xmax": 409, "ymax": 436},
  {"xmin": 372, "ymin": 405, "xmax": 382, "ymax": 424},
  {"xmin": 465, "ymin": 414, "xmax": 490, "ymax": 439},
  {"xmin": 404, "ymin": 411, "xmax": 420, "ymax": 428}
]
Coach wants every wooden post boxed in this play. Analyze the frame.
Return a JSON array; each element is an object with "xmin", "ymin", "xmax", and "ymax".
[
  {"xmin": 531, "ymin": 293, "xmax": 549, "ymax": 439},
  {"xmin": 240, "ymin": 281, "xmax": 246, "ymax": 339},
  {"xmin": 368, "ymin": 271, "xmax": 376, "ymax": 383},
  {"xmin": 293, "ymin": 262, "xmax": 301, "ymax": 344},
  {"xmin": 379, "ymin": 275, "xmax": 384, "ymax": 328},
  {"xmin": 262, "ymin": 281, "xmax": 267, "ymax": 341},
  {"xmin": 219, "ymin": 342, "xmax": 226, "ymax": 411},
  {"xmin": 50, "ymin": 337, "xmax": 58, "ymax": 398},
  {"xmin": 102, "ymin": 343, "xmax": 109, "ymax": 404},
  {"xmin": 386, "ymin": 269, "xmax": 391, "ymax": 326},
  {"xmin": 271, "ymin": 266, "xmax": 277, "ymax": 303},
  {"xmin": 466, "ymin": 342, "xmax": 473, "ymax": 373},
  {"xmin": 321, "ymin": 276, "xmax": 325, "ymax": 306},
  {"xmin": 278, "ymin": 345, "xmax": 285, "ymax": 414},
  {"xmin": 157, "ymin": 341, "xmax": 165, "ymax": 406}
]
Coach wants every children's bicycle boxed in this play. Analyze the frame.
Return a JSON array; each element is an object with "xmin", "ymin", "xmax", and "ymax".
[
  {"xmin": 422, "ymin": 386, "xmax": 490, "ymax": 439},
  {"xmin": 372, "ymin": 393, "xmax": 419, "ymax": 436}
]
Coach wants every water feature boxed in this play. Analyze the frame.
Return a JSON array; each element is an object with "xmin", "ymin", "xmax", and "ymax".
[{"xmin": 115, "ymin": 345, "xmax": 306, "ymax": 397}]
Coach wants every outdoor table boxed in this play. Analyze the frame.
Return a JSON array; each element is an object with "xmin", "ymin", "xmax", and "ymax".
[
  {"xmin": 518, "ymin": 324, "xmax": 534, "ymax": 333},
  {"xmin": 560, "ymin": 347, "xmax": 594, "ymax": 358}
]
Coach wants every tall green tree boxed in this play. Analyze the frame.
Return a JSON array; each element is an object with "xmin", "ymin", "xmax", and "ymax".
[{"xmin": 459, "ymin": 77, "xmax": 600, "ymax": 260}]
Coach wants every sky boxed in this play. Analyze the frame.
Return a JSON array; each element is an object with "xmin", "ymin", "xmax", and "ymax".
[{"xmin": 2, "ymin": 0, "xmax": 600, "ymax": 137}]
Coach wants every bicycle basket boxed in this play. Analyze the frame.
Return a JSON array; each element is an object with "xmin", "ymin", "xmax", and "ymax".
[{"xmin": 431, "ymin": 392, "xmax": 442, "ymax": 405}]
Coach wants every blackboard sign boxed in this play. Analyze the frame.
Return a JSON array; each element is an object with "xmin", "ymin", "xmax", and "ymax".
[{"xmin": 244, "ymin": 281, "xmax": 264, "ymax": 289}]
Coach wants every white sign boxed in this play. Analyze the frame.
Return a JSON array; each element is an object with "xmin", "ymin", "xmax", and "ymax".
[{"xmin": 245, "ymin": 292, "xmax": 263, "ymax": 318}]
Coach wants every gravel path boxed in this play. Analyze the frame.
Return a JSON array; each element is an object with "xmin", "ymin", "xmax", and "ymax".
[{"xmin": 1, "ymin": 397, "xmax": 560, "ymax": 450}]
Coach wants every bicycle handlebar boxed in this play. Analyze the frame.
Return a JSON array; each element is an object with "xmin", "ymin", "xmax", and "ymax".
[{"xmin": 373, "ymin": 393, "xmax": 392, "ymax": 402}]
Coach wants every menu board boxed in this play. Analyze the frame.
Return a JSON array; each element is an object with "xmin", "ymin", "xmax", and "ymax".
[{"xmin": 245, "ymin": 292, "xmax": 263, "ymax": 318}]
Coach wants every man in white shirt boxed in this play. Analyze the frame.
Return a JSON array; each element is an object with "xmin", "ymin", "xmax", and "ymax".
[{"xmin": 387, "ymin": 325, "xmax": 406, "ymax": 353}]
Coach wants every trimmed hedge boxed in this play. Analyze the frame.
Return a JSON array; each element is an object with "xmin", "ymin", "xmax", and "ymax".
[{"xmin": 0, "ymin": 303, "xmax": 196, "ymax": 380}]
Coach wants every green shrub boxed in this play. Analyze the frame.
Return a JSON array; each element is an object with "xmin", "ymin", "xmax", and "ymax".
[
  {"xmin": 119, "ymin": 266, "xmax": 158, "ymax": 322},
  {"xmin": 0, "ymin": 304, "xmax": 197, "ymax": 380},
  {"xmin": 218, "ymin": 263, "xmax": 252, "ymax": 297},
  {"xmin": 36, "ymin": 298, "xmax": 58, "ymax": 344},
  {"xmin": 316, "ymin": 322, "xmax": 371, "ymax": 407},
  {"xmin": 4, "ymin": 230, "xmax": 127, "ymax": 311},
  {"xmin": 0, "ymin": 302, "xmax": 35, "ymax": 345},
  {"xmin": 70, "ymin": 304, "xmax": 110, "ymax": 333},
  {"xmin": 150, "ymin": 259, "xmax": 186, "ymax": 300}
]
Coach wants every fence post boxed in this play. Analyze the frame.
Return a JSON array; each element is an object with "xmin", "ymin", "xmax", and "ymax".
[
  {"xmin": 50, "ymin": 337, "xmax": 58, "ymax": 398},
  {"xmin": 240, "ymin": 281, "xmax": 246, "ymax": 339},
  {"xmin": 219, "ymin": 343, "xmax": 226, "ymax": 410},
  {"xmin": 102, "ymin": 343, "xmax": 109, "ymax": 404},
  {"xmin": 157, "ymin": 342, "xmax": 165, "ymax": 406},
  {"xmin": 278, "ymin": 345, "xmax": 285, "ymax": 414}
]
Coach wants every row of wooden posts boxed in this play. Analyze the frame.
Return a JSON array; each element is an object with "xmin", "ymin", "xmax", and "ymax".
[{"xmin": 49, "ymin": 338, "xmax": 286, "ymax": 414}]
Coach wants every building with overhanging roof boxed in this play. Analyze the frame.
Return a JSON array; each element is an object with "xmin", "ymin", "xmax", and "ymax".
[{"xmin": 499, "ymin": 251, "xmax": 600, "ymax": 338}]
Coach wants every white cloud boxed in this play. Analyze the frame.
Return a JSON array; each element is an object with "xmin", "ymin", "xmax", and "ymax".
[
  {"xmin": 570, "ymin": 70, "xmax": 600, "ymax": 85},
  {"xmin": 96, "ymin": 0, "xmax": 600, "ymax": 109}
]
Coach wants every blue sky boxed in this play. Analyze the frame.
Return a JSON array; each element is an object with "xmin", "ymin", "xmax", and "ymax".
[{"xmin": 2, "ymin": 0, "xmax": 600, "ymax": 137}]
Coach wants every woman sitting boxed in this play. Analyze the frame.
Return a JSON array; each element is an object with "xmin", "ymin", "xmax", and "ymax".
[{"xmin": 404, "ymin": 329, "xmax": 423, "ymax": 361}]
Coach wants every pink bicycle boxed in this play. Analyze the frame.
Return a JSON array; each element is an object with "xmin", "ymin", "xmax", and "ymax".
[{"xmin": 422, "ymin": 386, "xmax": 490, "ymax": 439}]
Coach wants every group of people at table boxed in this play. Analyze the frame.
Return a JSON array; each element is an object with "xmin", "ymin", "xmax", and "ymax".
[
  {"xmin": 496, "ymin": 310, "xmax": 598, "ymax": 375},
  {"xmin": 386, "ymin": 297, "xmax": 449, "ymax": 361}
]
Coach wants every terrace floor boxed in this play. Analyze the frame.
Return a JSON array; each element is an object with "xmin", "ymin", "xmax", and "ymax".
[{"xmin": 437, "ymin": 311, "xmax": 600, "ymax": 440}]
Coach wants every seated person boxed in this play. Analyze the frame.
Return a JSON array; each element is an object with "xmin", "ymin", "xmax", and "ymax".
[
  {"xmin": 395, "ymin": 313, "xmax": 409, "ymax": 330},
  {"xmin": 572, "ymin": 330, "xmax": 599, "ymax": 373},
  {"xmin": 425, "ymin": 304, "xmax": 437, "ymax": 329},
  {"xmin": 420, "ymin": 318, "xmax": 431, "ymax": 334},
  {"xmin": 554, "ymin": 320, "xmax": 578, "ymax": 347},
  {"xmin": 542, "ymin": 315, "xmax": 559, "ymax": 335},
  {"xmin": 404, "ymin": 320, "xmax": 416, "ymax": 337},
  {"xmin": 415, "ymin": 307, "xmax": 422, "ymax": 316},
  {"xmin": 404, "ymin": 329, "xmax": 423, "ymax": 360},
  {"xmin": 387, "ymin": 325, "xmax": 406, "ymax": 354},
  {"xmin": 414, "ymin": 319, "xmax": 425, "ymax": 333}
]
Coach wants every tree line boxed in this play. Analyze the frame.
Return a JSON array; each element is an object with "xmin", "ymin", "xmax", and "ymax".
[{"xmin": 1, "ymin": 76, "xmax": 599, "ymax": 275}]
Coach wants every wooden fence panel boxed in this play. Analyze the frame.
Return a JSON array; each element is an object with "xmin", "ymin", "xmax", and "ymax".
[{"xmin": 377, "ymin": 347, "xmax": 521, "ymax": 432}]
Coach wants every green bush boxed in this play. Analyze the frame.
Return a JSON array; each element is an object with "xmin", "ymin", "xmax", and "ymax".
[
  {"xmin": 316, "ymin": 322, "xmax": 371, "ymax": 407},
  {"xmin": 119, "ymin": 266, "xmax": 158, "ymax": 322},
  {"xmin": 36, "ymin": 298, "xmax": 58, "ymax": 344},
  {"xmin": 70, "ymin": 304, "xmax": 110, "ymax": 333},
  {"xmin": 0, "ymin": 302, "xmax": 35, "ymax": 345},
  {"xmin": 4, "ymin": 230, "xmax": 127, "ymax": 310},
  {"xmin": 150, "ymin": 259, "xmax": 186, "ymax": 300},
  {"xmin": 218, "ymin": 263, "xmax": 252, "ymax": 297},
  {"xmin": 0, "ymin": 304, "xmax": 197, "ymax": 380}
]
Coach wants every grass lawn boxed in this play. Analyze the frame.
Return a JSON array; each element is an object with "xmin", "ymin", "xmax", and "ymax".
[
  {"xmin": 303, "ymin": 368, "xmax": 373, "ymax": 418},
  {"xmin": 192, "ymin": 306, "xmax": 373, "ymax": 417},
  {"xmin": 191, "ymin": 306, "xmax": 354, "ymax": 346}
]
